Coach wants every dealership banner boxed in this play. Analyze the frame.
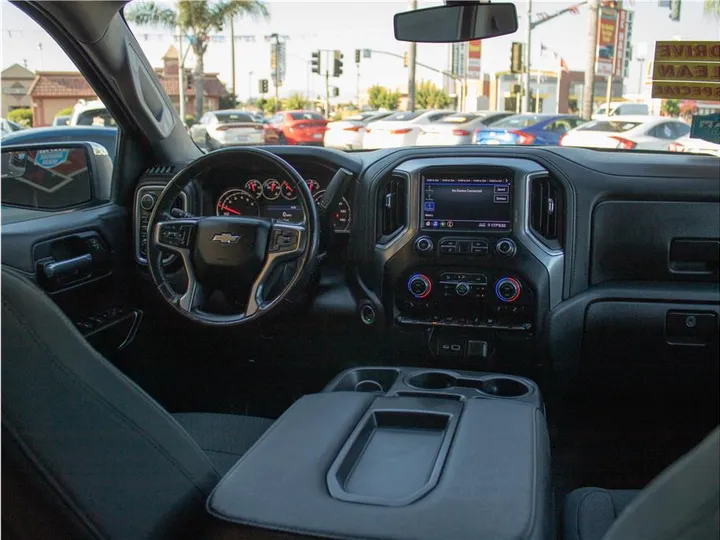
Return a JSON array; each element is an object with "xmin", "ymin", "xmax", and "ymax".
[
  {"xmin": 467, "ymin": 40, "xmax": 482, "ymax": 80},
  {"xmin": 651, "ymin": 41, "xmax": 720, "ymax": 102},
  {"xmin": 596, "ymin": 6, "xmax": 618, "ymax": 76}
]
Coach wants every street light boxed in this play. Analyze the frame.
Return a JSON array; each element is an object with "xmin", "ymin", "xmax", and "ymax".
[{"xmin": 248, "ymin": 71, "xmax": 254, "ymax": 102}]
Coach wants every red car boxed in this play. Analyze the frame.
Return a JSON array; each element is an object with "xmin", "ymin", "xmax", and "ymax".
[{"xmin": 265, "ymin": 110, "xmax": 327, "ymax": 145}]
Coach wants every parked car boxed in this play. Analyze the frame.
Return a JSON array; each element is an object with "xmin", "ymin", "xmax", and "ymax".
[
  {"xmin": 264, "ymin": 110, "xmax": 328, "ymax": 146},
  {"xmin": 592, "ymin": 102, "xmax": 650, "ymax": 120},
  {"xmin": 560, "ymin": 116, "xmax": 690, "ymax": 150},
  {"xmin": 323, "ymin": 111, "xmax": 392, "ymax": 150},
  {"xmin": 416, "ymin": 111, "xmax": 514, "ymax": 146},
  {"xmin": 667, "ymin": 134, "xmax": 720, "ymax": 158},
  {"xmin": 189, "ymin": 110, "xmax": 266, "ymax": 151},
  {"xmin": 53, "ymin": 115, "xmax": 71, "ymax": 126},
  {"xmin": 363, "ymin": 110, "xmax": 455, "ymax": 149},
  {"xmin": 1, "ymin": 126, "xmax": 118, "ymax": 162},
  {"xmin": 70, "ymin": 99, "xmax": 116, "ymax": 127},
  {"xmin": 473, "ymin": 113, "xmax": 585, "ymax": 146},
  {"xmin": 1, "ymin": 117, "xmax": 26, "ymax": 138}
]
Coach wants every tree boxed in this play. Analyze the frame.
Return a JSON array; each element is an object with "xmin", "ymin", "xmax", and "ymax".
[
  {"xmin": 284, "ymin": 93, "xmax": 308, "ymax": 111},
  {"xmin": 218, "ymin": 92, "xmax": 237, "ymax": 110},
  {"xmin": 126, "ymin": 1, "xmax": 268, "ymax": 118},
  {"xmin": 661, "ymin": 99, "xmax": 680, "ymax": 117},
  {"xmin": 415, "ymin": 80, "xmax": 451, "ymax": 109},
  {"xmin": 679, "ymin": 100, "xmax": 698, "ymax": 120},
  {"xmin": 382, "ymin": 90, "xmax": 401, "ymax": 110},
  {"xmin": 705, "ymin": 0, "xmax": 720, "ymax": 17},
  {"xmin": 8, "ymin": 108, "xmax": 33, "ymax": 127},
  {"xmin": 263, "ymin": 97, "xmax": 280, "ymax": 115},
  {"xmin": 255, "ymin": 96, "xmax": 268, "ymax": 113},
  {"xmin": 56, "ymin": 106, "xmax": 73, "ymax": 117},
  {"xmin": 367, "ymin": 85, "xmax": 387, "ymax": 110}
]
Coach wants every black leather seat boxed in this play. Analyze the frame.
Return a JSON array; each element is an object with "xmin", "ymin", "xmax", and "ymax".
[
  {"xmin": 563, "ymin": 427, "xmax": 719, "ymax": 540},
  {"xmin": 1, "ymin": 265, "xmax": 273, "ymax": 538}
]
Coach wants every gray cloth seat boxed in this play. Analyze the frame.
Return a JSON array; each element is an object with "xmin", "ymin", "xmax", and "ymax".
[
  {"xmin": 564, "ymin": 427, "xmax": 719, "ymax": 540},
  {"xmin": 173, "ymin": 413, "xmax": 274, "ymax": 474},
  {"xmin": 563, "ymin": 488, "xmax": 639, "ymax": 540},
  {"xmin": 1, "ymin": 265, "xmax": 273, "ymax": 539}
]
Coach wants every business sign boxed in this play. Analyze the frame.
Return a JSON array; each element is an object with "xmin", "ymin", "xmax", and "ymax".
[
  {"xmin": 467, "ymin": 40, "xmax": 482, "ymax": 80},
  {"xmin": 612, "ymin": 9, "xmax": 631, "ymax": 78},
  {"xmin": 596, "ymin": 7, "xmax": 618, "ymax": 76},
  {"xmin": 690, "ymin": 113, "xmax": 720, "ymax": 144},
  {"xmin": 651, "ymin": 41, "xmax": 720, "ymax": 102},
  {"xmin": 270, "ymin": 42, "xmax": 286, "ymax": 86},
  {"xmin": 451, "ymin": 42, "xmax": 467, "ymax": 78}
]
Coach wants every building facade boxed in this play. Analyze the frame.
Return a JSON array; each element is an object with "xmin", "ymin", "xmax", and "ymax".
[{"xmin": 1, "ymin": 63, "xmax": 35, "ymax": 117}]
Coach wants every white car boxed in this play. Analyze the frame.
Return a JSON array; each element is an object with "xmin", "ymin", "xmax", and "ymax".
[
  {"xmin": 362, "ymin": 110, "xmax": 455, "ymax": 149},
  {"xmin": 560, "ymin": 116, "xmax": 690, "ymax": 151},
  {"xmin": 70, "ymin": 100, "xmax": 116, "ymax": 126},
  {"xmin": 668, "ymin": 135, "xmax": 720, "ymax": 158},
  {"xmin": 416, "ymin": 111, "xmax": 514, "ymax": 146},
  {"xmin": 189, "ymin": 110, "xmax": 265, "ymax": 151},
  {"xmin": 592, "ymin": 102, "xmax": 649, "ymax": 120},
  {"xmin": 323, "ymin": 111, "xmax": 392, "ymax": 150}
]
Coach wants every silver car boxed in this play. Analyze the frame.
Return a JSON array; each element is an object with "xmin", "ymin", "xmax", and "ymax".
[
  {"xmin": 416, "ymin": 111, "xmax": 513, "ymax": 146},
  {"xmin": 189, "ymin": 110, "xmax": 265, "ymax": 151}
]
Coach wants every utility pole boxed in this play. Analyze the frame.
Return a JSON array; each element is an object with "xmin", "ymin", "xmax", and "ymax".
[
  {"xmin": 230, "ymin": 17, "xmax": 236, "ymax": 104},
  {"xmin": 407, "ymin": 0, "xmax": 417, "ymax": 111},
  {"xmin": 325, "ymin": 55, "xmax": 330, "ymax": 119},
  {"xmin": 523, "ymin": 0, "xmax": 532, "ymax": 113},
  {"xmin": 583, "ymin": 0, "xmax": 599, "ymax": 119},
  {"xmin": 177, "ymin": 26, "xmax": 185, "ymax": 121}
]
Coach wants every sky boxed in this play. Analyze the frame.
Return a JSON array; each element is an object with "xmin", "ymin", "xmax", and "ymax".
[{"xmin": 2, "ymin": 0, "xmax": 719, "ymax": 103}]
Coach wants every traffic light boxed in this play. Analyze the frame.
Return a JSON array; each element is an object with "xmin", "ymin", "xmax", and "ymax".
[
  {"xmin": 403, "ymin": 52, "xmax": 408, "ymax": 68},
  {"xmin": 333, "ymin": 50, "xmax": 344, "ymax": 77},
  {"xmin": 510, "ymin": 42, "xmax": 524, "ymax": 74},
  {"xmin": 355, "ymin": 49, "xmax": 361, "ymax": 64},
  {"xmin": 669, "ymin": 0, "xmax": 681, "ymax": 21},
  {"xmin": 258, "ymin": 79, "xmax": 268, "ymax": 94},
  {"xmin": 332, "ymin": 87, "xmax": 339, "ymax": 97},
  {"xmin": 186, "ymin": 73, "xmax": 194, "ymax": 90},
  {"xmin": 311, "ymin": 50, "xmax": 321, "ymax": 74}
]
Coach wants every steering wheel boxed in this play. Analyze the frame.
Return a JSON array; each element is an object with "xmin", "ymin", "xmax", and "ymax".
[{"xmin": 146, "ymin": 147, "xmax": 320, "ymax": 326}]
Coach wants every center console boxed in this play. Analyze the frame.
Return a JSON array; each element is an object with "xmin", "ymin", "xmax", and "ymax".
[{"xmin": 205, "ymin": 366, "xmax": 551, "ymax": 540}]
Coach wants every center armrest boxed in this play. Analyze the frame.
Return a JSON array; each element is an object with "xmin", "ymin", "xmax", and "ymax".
[{"xmin": 207, "ymin": 392, "xmax": 551, "ymax": 540}]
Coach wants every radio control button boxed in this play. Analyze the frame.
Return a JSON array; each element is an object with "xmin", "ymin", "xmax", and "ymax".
[
  {"xmin": 455, "ymin": 282, "xmax": 470, "ymax": 296},
  {"xmin": 408, "ymin": 274, "xmax": 432, "ymax": 299},
  {"xmin": 414, "ymin": 236, "xmax": 434, "ymax": 253},
  {"xmin": 496, "ymin": 238, "xmax": 517, "ymax": 258},
  {"xmin": 495, "ymin": 277, "xmax": 521, "ymax": 303}
]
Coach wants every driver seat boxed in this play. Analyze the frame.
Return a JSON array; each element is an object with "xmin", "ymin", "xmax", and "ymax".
[{"xmin": 1, "ymin": 265, "xmax": 274, "ymax": 539}]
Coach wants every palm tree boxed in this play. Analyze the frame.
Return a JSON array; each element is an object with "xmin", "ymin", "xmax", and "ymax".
[
  {"xmin": 127, "ymin": 1, "xmax": 268, "ymax": 118},
  {"xmin": 705, "ymin": 0, "xmax": 720, "ymax": 17}
]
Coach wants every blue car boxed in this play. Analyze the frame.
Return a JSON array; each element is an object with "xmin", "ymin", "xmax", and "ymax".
[
  {"xmin": 473, "ymin": 114, "xmax": 586, "ymax": 146},
  {"xmin": 2, "ymin": 126, "xmax": 118, "ymax": 162}
]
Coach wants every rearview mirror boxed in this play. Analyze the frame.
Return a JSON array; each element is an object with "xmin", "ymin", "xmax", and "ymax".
[
  {"xmin": 1, "ymin": 142, "xmax": 112, "ymax": 210},
  {"xmin": 394, "ymin": 2, "xmax": 518, "ymax": 43}
]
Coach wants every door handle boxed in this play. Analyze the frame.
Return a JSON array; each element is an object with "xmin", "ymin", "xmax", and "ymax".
[
  {"xmin": 43, "ymin": 253, "xmax": 93, "ymax": 279},
  {"xmin": 670, "ymin": 239, "xmax": 720, "ymax": 274}
]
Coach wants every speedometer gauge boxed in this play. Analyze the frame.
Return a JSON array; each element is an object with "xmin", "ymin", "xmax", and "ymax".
[
  {"xmin": 216, "ymin": 189, "xmax": 259, "ymax": 217},
  {"xmin": 314, "ymin": 190, "xmax": 352, "ymax": 232}
]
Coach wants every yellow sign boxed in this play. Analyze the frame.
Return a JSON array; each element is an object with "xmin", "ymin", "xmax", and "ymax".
[
  {"xmin": 654, "ymin": 41, "xmax": 720, "ymax": 62},
  {"xmin": 651, "ymin": 81, "xmax": 720, "ymax": 100},
  {"xmin": 653, "ymin": 62, "xmax": 720, "ymax": 82}
]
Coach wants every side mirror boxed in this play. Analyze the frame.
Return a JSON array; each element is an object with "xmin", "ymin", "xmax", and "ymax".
[
  {"xmin": 394, "ymin": 2, "xmax": 518, "ymax": 43},
  {"xmin": 1, "ymin": 142, "xmax": 113, "ymax": 210}
]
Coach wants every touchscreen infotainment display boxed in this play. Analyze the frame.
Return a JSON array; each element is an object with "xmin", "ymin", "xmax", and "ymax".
[{"xmin": 421, "ymin": 174, "xmax": 512, "ymax": 232}]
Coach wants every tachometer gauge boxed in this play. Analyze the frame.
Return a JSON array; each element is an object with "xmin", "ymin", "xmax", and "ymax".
[
  {"xmin": 216, "ymin": 189, "xmax": 259, "ymax": 217},
  {"xmin": 306, "ymin": 179, "xmax": 321, "ymax": 194},
  {"xmin": 314, "ymin": 190, "xmax": 352, "ymax": 232},
  {"xmin": 263, "ymin": 178, "xmax": 281, "ymax": 200},
  {"xmin": 245, "ymin": 179, "xmax": 263, "ymax": 199},
  {"xmin": 280, "ymin": 180, "xmax": 297, "ymax": 200}
]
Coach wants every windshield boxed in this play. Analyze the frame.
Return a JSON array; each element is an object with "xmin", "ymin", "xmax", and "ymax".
[
  {"xmin": 4, "ymin": 1, "xmax": 717, "ymax": 155},
  {"xmin": 214, "ymin": 111, "xmax": 255, "ymax": 123}
]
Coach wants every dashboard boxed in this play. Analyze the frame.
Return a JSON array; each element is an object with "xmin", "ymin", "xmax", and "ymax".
[{"xmin": 131, "ymin": 145, "xmax": 720, "ymax": 378}]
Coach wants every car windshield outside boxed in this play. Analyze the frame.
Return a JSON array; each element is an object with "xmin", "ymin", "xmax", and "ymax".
[{"xmin": 2, "ymin": 1, "xmax": 718, "ymax": 155}]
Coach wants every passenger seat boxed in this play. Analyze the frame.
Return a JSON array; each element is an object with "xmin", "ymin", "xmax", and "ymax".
[{"xmin": 563, "ymin": 427, "xmax": 719, "ymax": 540}]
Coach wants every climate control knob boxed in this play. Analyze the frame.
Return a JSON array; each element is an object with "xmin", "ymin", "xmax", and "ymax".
[
  {"xmin": 495, "ymin": 277, "xmax": 521, "ymax": 303},
  {"xmin": 407, "ymin": 273, "xmax": 432, "ymax": 299},
  {"xmin": 455, "ymin": 282, "xmax": 470, "ymax": 296},
  {"xmin": 495, "ymin": 238, "xmax": 517, "ymax": 258},
  {"xmin": 140, "ymin": 193, "xmax": 157, "ymax": 211},
  {"xmin": 414, "ymin": 236, "xmax": 434, "ymax": 254}
]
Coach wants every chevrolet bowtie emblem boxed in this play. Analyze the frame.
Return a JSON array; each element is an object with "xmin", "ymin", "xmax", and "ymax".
[{"xmin": 211, "ymin": 232, "xmax": 241, "ymax": 244}]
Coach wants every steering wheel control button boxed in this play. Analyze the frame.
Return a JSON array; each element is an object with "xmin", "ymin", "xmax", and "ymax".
[
  {"xmin": 269, "ymin": 228, "xmax": 300, "ymax": 253},
  {"xmin": 495, "ymin": 277, "xmax": 521, "ymax": 303},
  {"xmin": 455, "ymin": 282, "xmax": 470, "ymax": 296},
  {"xmin": 360, "ymin": 304, "xmax": 376, "ymax": 326},
  {"xmin": 414, "ymin": 236, "xmax": 434, "ymax": 254},
  {"xmin": 407, "ymin": 273, "xmax": 432, "ymax": 299},
  {"xmin": 140, "ymin": 193, "xmax": 157, "ymax": 211},
  {"xmin": 496, "ymin": 238, "xmax": 517, "ymax": 258},
  {"xmin": 159, "ymin": 223, "xmax": 193, "ymax": 248}
]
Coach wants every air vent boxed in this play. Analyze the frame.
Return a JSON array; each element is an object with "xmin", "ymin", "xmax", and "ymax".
[
  {"xmin": 378, "ymin": 173, "xmax": 407, "ymax": 243},
  {"xmin": 529, "ymin": 175, "xmax": 564, "ymax": 250},
  {"xmin": 143, "ymin": 165, "xmax": 175, "ymax": 176}
]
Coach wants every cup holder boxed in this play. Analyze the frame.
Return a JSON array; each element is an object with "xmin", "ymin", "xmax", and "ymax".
[
  {"xmin": 406, "ymin": 372, "xmax": 457, "ymax": 390},
  {"xmin": 480, "ymin": 377, "xmax": 530, "ymax": 397},
  {"xmin": 354, "ymin": 380, "xmax": 385, "ymax": 393}
]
